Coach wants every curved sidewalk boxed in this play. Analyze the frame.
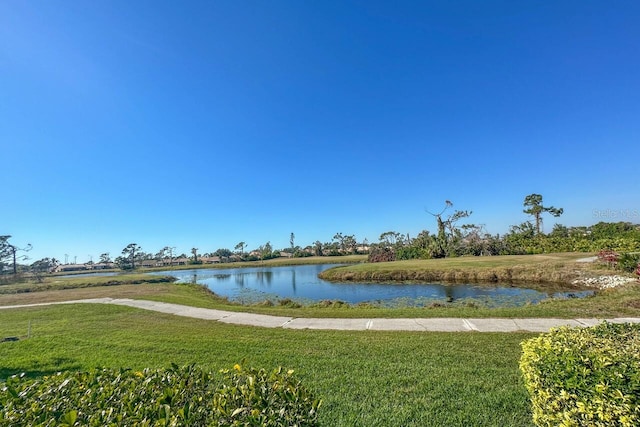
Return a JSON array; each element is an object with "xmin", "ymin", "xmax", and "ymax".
[{"xmin": 2, "ymin": 298, "xmax": 639, "ymax": 332}]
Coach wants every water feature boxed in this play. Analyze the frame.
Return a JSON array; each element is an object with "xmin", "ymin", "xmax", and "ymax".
[{"xmin": 151, "ymin": 264, "xmax": 593, "ymax": 308}]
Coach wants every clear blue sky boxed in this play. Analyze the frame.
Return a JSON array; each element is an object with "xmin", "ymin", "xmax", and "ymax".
[{"xmin": 2, "ymin": 1, "xmax": 639, "ymax": 262}]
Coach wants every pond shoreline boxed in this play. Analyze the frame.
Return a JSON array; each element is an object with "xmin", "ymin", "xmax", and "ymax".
[
  {"xmin": 316, "ymin": 254, "xmax": 628, "ymax": 290},
  {"xmin": 318, "ymin": 266, "xmax": 585, "ymax": 287}
]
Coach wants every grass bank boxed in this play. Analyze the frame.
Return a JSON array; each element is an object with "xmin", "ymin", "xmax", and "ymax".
[
  {"xmin": 1, "ymin": 253, "xmax": 638, "ymax": 319},
  {"xmin": 0, "ymin": 303, "xmax": 534, "ymax": 426},
  {"xmin": 0, "ymin": 274, "xmax": 176, "ymax": 295},
  {"xmin": 319, "ymin": 253, "xmax": 601, "ymax": 284},
  {"xmin": 1, "ymin": 277, "xmax": 640, "ymax": 319},
  {"xmin": 143, "ymin": 255, "xmax": 366, "ymax": 272}
]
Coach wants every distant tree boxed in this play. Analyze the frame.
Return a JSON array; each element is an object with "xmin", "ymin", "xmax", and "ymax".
[
  {"xmin": 343, "ymin": 234, "xmax": 357, "ymax": 253},
  {"xmin": 332, "ymin": 232, "xmax": 356, "ymax": 253},
  {"xmin": 411, "ymin": 230, "xmax": 431, "ymax": 249},
  {"xmin": 121, "ymin": 243, "xmax": 141, "ymax": 269},
  {"xmin": 0, "ymin": 235, "xmax": 32, "ymax": 275},
  {"xmin": 502, "ymin": 222, "xmax": 538, "ymax": 254},
  {"xmin": 31, "ymin": 258, "xmax": 60, "ymax": 281},
  {"xmin": 550, "ymin": 224, "xmax": 569, "ymax": 238},
  {"xmin": 509, "ymin": 222, "xmax": 537, "ymax": 238},
  {"xmin": 457, "ymin": 224, "xmax": 494, "ymax": 256},
  {"xmin": 234, "ymin": 241, "xmax": 246, "ymax": 255},
  {"xmin": 31, "ymin": 258, "xmax": 57, "ymax": 273},
  {"xmin": 114, "ymin": 256, "xmax": 130, "ymax": 270},
  {"xmin": 214, "ymin": 248, "xmax": 233, "ymax": 258},
  {"xmin": 426, "ymin": 201, "xmax": 472, "ymax": 258},
  {"xmin": 357, "ymin": 238, "xmax": 370, "ymax": 254},
  {"xmin": 325, "ymin": 239, "xmax": 341, "ymax": 256},
  {"xmin": 313, "ymin": 241, "xmax": 323, "ymax": 256},
  {"xmin": 163, "ymin": 246, "xmax": 176, "ymax": 264},
  {"xmin": 590, "ymin": 221, "xmax": 636, "ymax": 239},
  {"xmin": 191, "ymin": 247, "xmax": 200, "ymax": 264},
  {"xmin": 379, "ymin": 231, "xmax": 403, "ymax": 247},
  {"xmin": 523, "ymin": 193, "xmax": 563, "ymax": 234},
  {"xmin": 332, "ymin": 233, "xmax": 344, "ymax": 252},
  {"xmin": 427, "ymin": 201, "xmax": 453, "ymax": 244},
  {"xmin": 99, "ymin": 253, "xmax": 111, "ymax": 264},
  {"xmin": 258, "ymin": 242, "xmax": 273, "ymax": 261}
]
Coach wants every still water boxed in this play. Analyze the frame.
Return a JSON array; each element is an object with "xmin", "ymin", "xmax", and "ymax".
[{"xmin": 153, "ymin": 264, "xmax": 592, "ymax": 308}]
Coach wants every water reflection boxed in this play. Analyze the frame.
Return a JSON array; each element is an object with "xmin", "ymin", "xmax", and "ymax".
[
  {"xmin": 235, "ymin": 273, "xmax": 245, "ymax": 288},
  {"xmin": 291, "ymin": 269, "xmax": 296, "ymax": 293},
  {"xmin": 149, "ymin": 264, "xmax": 593, "ymax": 307},
  {"xmin": 255, "ymin": 270, "xmax": 273, "ymax": 286}
]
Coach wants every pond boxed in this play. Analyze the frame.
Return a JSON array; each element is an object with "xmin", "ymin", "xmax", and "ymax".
[{"xmin": 152, "ymin": 264, "xmax": 593, "ymax": 308}]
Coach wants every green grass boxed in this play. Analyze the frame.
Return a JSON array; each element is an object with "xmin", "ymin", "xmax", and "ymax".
[
  {"xmin": 1, "ymin": 252, "xmax": 638, "ymax": 320},
  {"xmin": 319, "ymin": 253, "xmax": 599, "ymax": 283},
  {"xmin": 0, "ymin": 273, "xmax": 176, "ymax": 295},
  {"xmin": 141, "ymin": 255, "xmax": 367, "ymax": 272},
  {"xmin": 1, "ymin": 275, "xmax": 640, "ymax": 320},
  {"xmin": 140, "ymin": 281, "xmax": 640, "ymax": 319},
  {"xmin": 0, "ymin": 303, "xmax": 534, "ymax": 426},
  {"xmin": 1, "ymin": 253, "xmax": 637, "ymax": 425}
]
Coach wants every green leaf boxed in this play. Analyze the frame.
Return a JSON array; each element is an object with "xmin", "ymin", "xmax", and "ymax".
[{"xmin": 62, "ymin": 409, "xmax": 77, "ymax": 425}]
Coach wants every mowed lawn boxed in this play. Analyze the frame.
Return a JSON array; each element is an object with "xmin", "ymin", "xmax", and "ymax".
[
  {"xmin": 0, "ymin": 303, "xmax": 535, "ymax": 426},
  {"xmin": 3, "ymin": 253, "xmax": 635, "ymax": 425}
]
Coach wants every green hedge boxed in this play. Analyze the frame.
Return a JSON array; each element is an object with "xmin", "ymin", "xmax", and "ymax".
[
  {"xmin": 520, "ymin": 322, "xmax": 640, "ymax": 427},
  {"xmin": 0, "ymin": 363, "xmax": 321, "ymax": 426}
]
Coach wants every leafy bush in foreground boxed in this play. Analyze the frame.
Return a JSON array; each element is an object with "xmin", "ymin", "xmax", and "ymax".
[
  {"xmin": 0, "ymin": 363, "xmax": 320, "ymax": 426},
  {"xmin": 214, "ymin": 364, "xmax": 321, "ymax": 426},
  {"xmin": 520, "ymin": 322, "xmax": 640, "ymax": 427}
]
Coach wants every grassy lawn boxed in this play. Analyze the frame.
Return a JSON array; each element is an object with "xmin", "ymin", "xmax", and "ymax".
[
  {"xmin": 0, "ymin": 303, "xmax": 534, "ymax": 426},
  {"xmin": 2, "ymin": 280, "xmax": 640, "ymax": 319},
  {"xmin": 1, "ymin": 253, "xmax": 638, "ymax": 425}
]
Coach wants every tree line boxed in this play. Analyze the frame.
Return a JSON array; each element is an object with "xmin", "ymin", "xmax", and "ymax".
[{"xmin": 2, "ymin": 194, "xmax": 639, "ymax": 277}]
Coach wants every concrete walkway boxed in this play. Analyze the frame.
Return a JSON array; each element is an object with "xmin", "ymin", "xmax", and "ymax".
[{"xmin": 2, "ymin": 298, "xmax": 639, "ymax": 332}]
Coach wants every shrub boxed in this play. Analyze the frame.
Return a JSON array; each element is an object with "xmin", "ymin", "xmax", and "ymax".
[
  {"xmin": 617, "ymin": 252, "xmax": 640, "ymax": 273},
  {"xmin": 213, "ymin": 363, "xmax": 321, "ymax": 426},
  {"xmin": 0, "ymin": 363, "xmax": 320, "ymax": 426},
  {"xmin": 278, "ymin": 298, "xmax": 302, "ymax": 308},
  {"xmin": 395, "ymin": 246, "xmax": 427, "ymax": 260},
  {"xmin": 520, "ymin": 322, "xmax": 640, "ymax": 427},
  {"xmin": 368, "ymin": 247, "xmax": 396, "ymax": 263},
  {"xmin": 597, "ymin": 249, "xmax": 619, "ymax": 267}
]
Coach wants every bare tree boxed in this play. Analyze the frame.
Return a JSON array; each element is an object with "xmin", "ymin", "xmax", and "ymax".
[
  {"xmin": 426, "ymin": 201, "xmax": 472, "ymax": 258},
  {"xmin": 379, "ymin": 231, "xmax": 403, "ymax": 247},
  {"xmin": 0, "ymin": 235, "xmax": 32, "ymax": 275}
]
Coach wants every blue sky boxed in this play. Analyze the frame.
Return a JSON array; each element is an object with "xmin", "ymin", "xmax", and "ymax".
[{"xmin": 1, "ymin": 1, "xmax": 639, "ymax": 262}]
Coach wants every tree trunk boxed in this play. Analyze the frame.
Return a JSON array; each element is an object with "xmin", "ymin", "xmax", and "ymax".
[{"xmin": 11, "ymin": 246, "xmax": 17, "ymax": 275}]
